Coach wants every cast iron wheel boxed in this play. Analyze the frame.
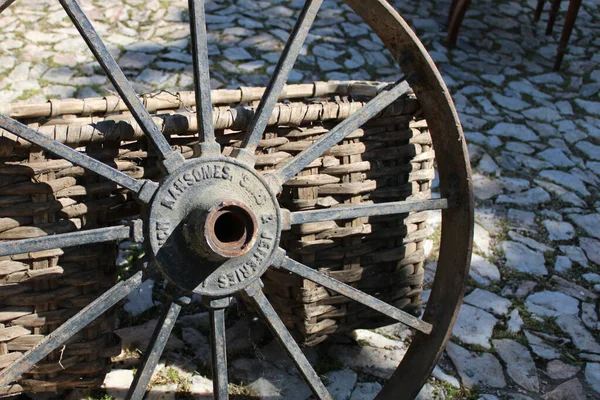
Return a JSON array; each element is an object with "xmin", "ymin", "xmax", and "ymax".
[{"xmin": 0, "ymin": 0, "xmax": 473, "ymax": 399}]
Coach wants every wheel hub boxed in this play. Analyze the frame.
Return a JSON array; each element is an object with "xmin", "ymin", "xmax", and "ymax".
[{"xmin": 148, "ymin": 157, "xmax": 282, "ymax": 297}]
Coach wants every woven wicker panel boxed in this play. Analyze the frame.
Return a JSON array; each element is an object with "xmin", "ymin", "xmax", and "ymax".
[
  {"xmin": 0, "ymin": 81, "xmax": 431, "ymax": 392},
  {"xmin": 0, "ymin": 138, "xmax": 123, "ymax": 395},
  {"xmin": 260, "ymin": 119, "xmax": 432, "ymax": 346}
]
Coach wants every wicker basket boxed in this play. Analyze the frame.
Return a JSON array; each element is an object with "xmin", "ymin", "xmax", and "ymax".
[{"xmin": 0, "ymin": 80, "xmax": 432, "ymax": 393}]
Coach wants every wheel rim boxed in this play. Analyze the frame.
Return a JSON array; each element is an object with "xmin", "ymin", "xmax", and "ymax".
[{"xmin": 0, "ymin": 1, "xmax": 473, "ymax": 399}]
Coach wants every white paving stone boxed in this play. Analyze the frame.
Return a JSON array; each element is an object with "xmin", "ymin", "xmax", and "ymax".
[
  {"xmin": 325, "ymin": 369, "xmax": 357, "ymax": 400},
  {"xmin": 539, "ymin": 170, "xmax": 590, "ymax": 196},
  {"xmin": 473, "ymin": 173, "xmax": 503, "ymax": 200},
  {"xmin": 556, "ymin": 314, "xmax": 600, "ymax": 354},
  {"xmin": 332, "ymin": 344, "xmax": 406, "ymax": 380},
  {"xmin": 571, "ymin": 214, "xmax": 600, "ymax": 241},
  {"xmin": 582, "ymin": 302, "xmax": 599, "ymax": 331},
  {"xmin": 123, "ymin": 279, "xmax": 157, "ymax": 316},
  {"xmin": 542, "ymin": 220, "xmax": 575, "ymax": 241},
  {"xmin": 554, "ymin": 256, "xmax": 572, "ymax": 273},
  {"xmin": 488, "ymin": 122, "xmax": 539, "ymax": 141},
  {"xmin": 445, "ymin": 341, "xmax": 506, "ymax": 389},
  {"xmin": 502, "ymin": 241, "xmax": 548, "ymax": 276},
  {"xmin": 580, "ymin": 237, "xmax": 600, "ymax": 265},
  {"xmin": 507, "ymin": 309, "xmax": 523, "ymax": 334},
  {"xmin": 586, "ymin": 363, "xmax": 600, "ymax": 394},
  {"xmin": 473, "ymin": 223, "xmax": 492, "ymax": 256},
  {"xmin": 525, "ymin": 291, "xmax": 579, "ymax": 317},
  {"xmin": 464, "ymin": 289, "xmax": 511, "ymax": 317},
  {"xmin": 537, "ymin": 148, "xmax": 575, "ymax": 167},
  {"xmin": 493, "ymin": 339, "xmax": 539, "ymax": 392},
  {"xmin": 349, "ymin": 382, "xmax": 382, "ymax": 400},
  {"xmin": 525, "ymin": 331, "xmax": 561, "ymax": 360},
  {"xmin": 432, "ymin": 365, "xmax": 460, "ymax": 388},
  {"xmin": 470, "ymin": 254, "xmax": 501, "ymax": 286},
  {"xmin": 508, "ymin": 231, "xmax": 553, "ymax": 253},
  {"xmin": 452, "ymin": 304, "xmax": 497, "ymax": 349},
  {"xmin": 560, "ymin": 245, "xmax": 589, "ymax": 267},
  {"xmin": 496, "ymin": 187, "xmax": 551, "ymax": 206}
]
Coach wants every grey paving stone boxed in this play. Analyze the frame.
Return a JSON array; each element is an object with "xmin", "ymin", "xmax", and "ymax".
[
  {"xmin": 452, "ymin": 304, "xmax": 497, "ymax": 349},
  {"xmin": 539, "ymin": 170, "xmax": 590, "ymax": 196},
  {"xmin": 493, "ymin": 339, "xmax": 539, "ymax": 392},
  {"xmin": 545, "ymin": 360, "xmax": 580, "ymax": 380},
  {"xmin": 470, "ymin": 254, "xmax": 501, "ymax": 286},
  {"xmin": 556, "ymin": 314, "xmax": 600, "ymax": 354},
  {"xmin": 554, "ymin": 256, "xmax": 573, "ymax": 273},
  {"xmin": 498, "ymin": 177, "xmax": 530, "ymax": 193},
  {"xmin": 523, "ymin": 106, "xmax": 561, "ymax": 123},
  {"xmin": 524, "ymin": 331, "xmax": 561, "ymax": 360},
  {"xmin": 119, "ymin": 51, "xmax": 156, "ymax": 69},
  {"xmin": 507, "ymin": 209, "xmax": 536, "ymax": 227},
  {"xmin": 543, "ymin": 220, "xmax": 575, "ymax": 241},
  {"xmin": 502, "ymin": 241, "xmax": 548, "ymax": 276},
  {"xmin": 508, "ymin": 231, "xmax": 552, "ymax": 253},
  {"xmin": 223, "ymin": 47, "xmax": 252, "ymax": 61},
  {"xmin": 473, "ymin": 173, "xmax": 503, "ymax": 200},
  {"xmin": 137, "ymin": 68, "xmax": 170, "ymax": 84},
  {"xmin": 575, "ymin": 99, "xmax": 600, "ymax": 117},
  {"xmin": 324, "ymin": 369, "xmax": 357, "ymax": 400},
  {"xmin": 432, "ymin": 366, "xmax": 460, "ymax": 389},
  {"xmin": 586, "ymin": 363, "xmax": 600, "ymax": 394},
  {"xmin": 536, "ymin": 148, "xmax": 575, "ymax": 167},
  {"xmin": 334, "ymin": 343, "xmax": 404, "ymax": 381},
  {"xmin": 569, "ymin": 214, "xmax": 600, "ymax": 239},
  {"xmin": 445, "ymin": 341, "xmax": 506, "ymax": 389},
  {"xmin": 542, "ymin": 378, "xmax": 585, "ymax": 400},
  {"xmin": 560, "ymin": 245, "xmax": 590, "ymax": 267},
  {"xmin": 491, "ymin": 93, "xmax": 530, "ymax": 111},
  {"xmin": 464, "ymin": 289, "xmax": 511, "ymax": 317},
  {"xmin": 496, "ymin": 187, "xmax": 550, "ymax": 206},
  {"xmin": 507, "ymin": 309, "xmax": 523, "ymax": 334},
  {"xmin": 580, "ymin": 237, "xmax": 600, "ymax": 265},
  {"xmin": 488, "ymin": 122, "xmax": 539, "ymax": 141},
  {"xmin": 582, "ymin": 302, "xmax": 599, "ymax": 331},
  {"xmin": 575, "ymin": 141, "xmax": 600, "ymax": 160},
  {"xmin": 525, "ymin": 291, "xmax": 579, "ymax": 317},
  {"xmin": 349, "ymin": 383, "xmax": 381, "ymax": 400}
]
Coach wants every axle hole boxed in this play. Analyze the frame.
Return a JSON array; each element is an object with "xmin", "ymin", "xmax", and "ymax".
[{"xmin": 214, "ymin": 210, "xmax": 247, "ymax": 244}]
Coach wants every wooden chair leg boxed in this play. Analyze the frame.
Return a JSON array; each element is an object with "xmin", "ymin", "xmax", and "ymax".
[
  {"xmin": 448, "ymin": 0, "xmax": 460, "ymax": 25},
  {"xmin": 546, "ymin": 0, "xmax": 562, "ymax": 35},
  {"xmin": 447, "ymin": 0, "xmax": 472, "ymax": 48},
  {"xmin": 533, "ymin": 0, "xmax": 546, "ymax": 22},
  {"xmin": 554, "ymin": 0, "xmax": 582, "ymax": 70}
]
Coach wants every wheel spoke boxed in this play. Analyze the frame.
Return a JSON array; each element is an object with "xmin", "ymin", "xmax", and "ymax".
[
  {"xmin": 0, "ymin": 271, "xmax": 144, "ymax": 387},
  {"xmin": 188, "ymin": 0, "xmax": 219, "ymax": 157},
  {"xmin": 125, "ymin": 301, "xmax": 183, "ymax": 400},
  {"xmin": 285, "ymin": 198, "xmax": 451, "ymax": 228},
  {"xmin": 206, "ymin": 298, "xmax": 231, "ymax": 400},
  {"xmin": 277, "ymin": 256, "xmax": 433, "ymax": 335},
  {"xmin": 233, "ymin": 0, "xmax": 323, "ymax": 164},
  {"xmin": 59, "ymin": 0, "xmax": 184, "ymax": 173},
  {"xmin": 0, "ymin": 115, "xmax": 159, "ymax": 202},
  {"xmin": 0, "ymin": 0, "xmax": 15, "ymax": 14},
  {"xmin": 268, "ymin": 79, "xmax": 411, "ymax": 188},
  {"xmin": 0, "ymin": 224, "xmax": 136, "ymax": 257},
  {"xmin": 245, "ymin": 283, "xmax": 332, "ymax": 400}
]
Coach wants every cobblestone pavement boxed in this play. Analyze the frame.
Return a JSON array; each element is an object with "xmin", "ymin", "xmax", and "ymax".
[{"xmin": 2, "ymin": 0, "xmax": 600, "ymax": 399}]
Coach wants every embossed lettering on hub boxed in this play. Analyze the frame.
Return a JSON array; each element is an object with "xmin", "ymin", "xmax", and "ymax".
[
  {"xmin": 161, "ymin": 164, "xmax": 233, "ymax": 209},
  {"xmin": 240, "ymin": 174, "xmax": 266, "ymax": 205},
  {"xmin": 217, "ymin": 232, "xmax": 273, "ymax": 288},
  {"xmin": 156, "ymin": 221, "xmax": 170, "ymax": 246}
]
